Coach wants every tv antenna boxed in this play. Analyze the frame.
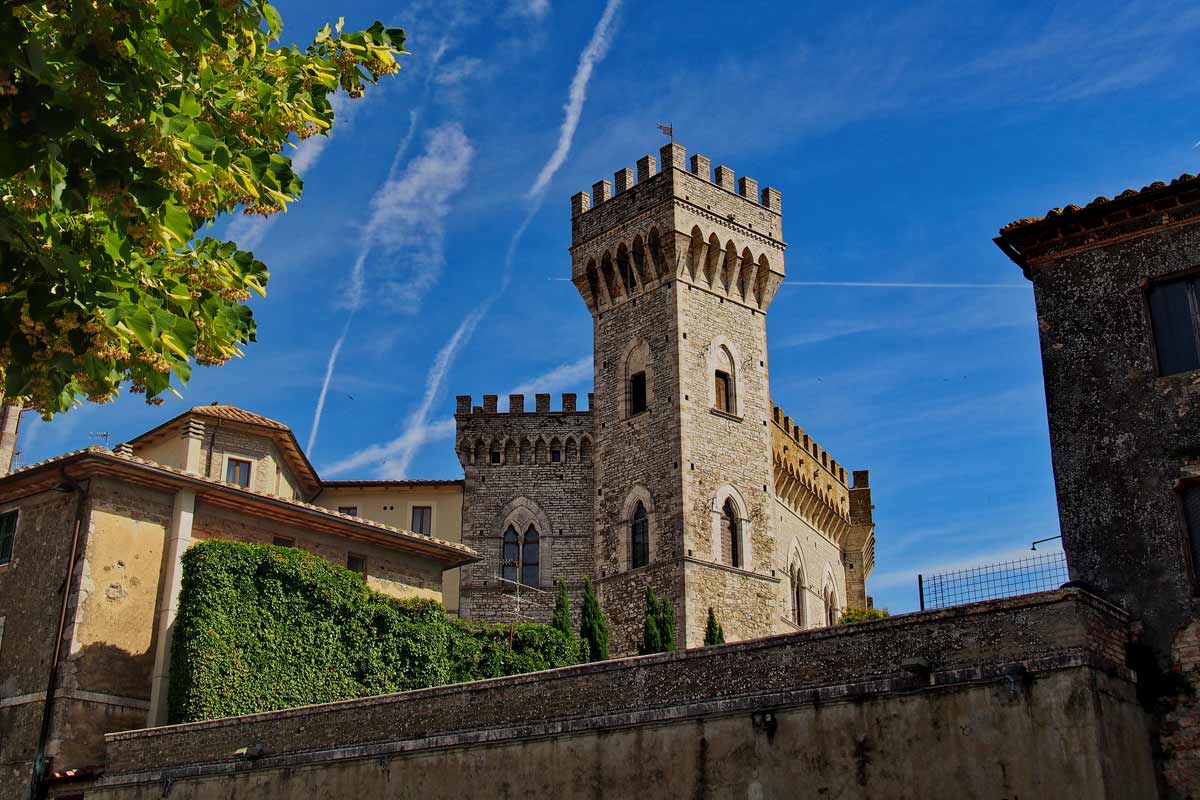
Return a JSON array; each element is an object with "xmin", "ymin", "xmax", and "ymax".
[{"xmin": 89, "ymin": 431, "xmax": 111, "ymax": 448}]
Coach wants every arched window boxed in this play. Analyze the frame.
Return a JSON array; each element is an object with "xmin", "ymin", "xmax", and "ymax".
[
  {"xmin": 521, "ymin": 527, "xmax": 540, "ymax": 587},
  {"xmin": 824, "ymin": 587, "xmax": 838, "ymax": 627},
  {"xmin": 722, "ymin": 499, "xmax": 741, "ymax": 568},
  {"xmin": 629, "ymin": 371, "xmax": 647, "ymax": 415},
  {"xmin": 622, "ymin": 338, "xmax": 651, "ymax": 418},
  {"xmin": 501, "ymin": 527, "xmax": 519, "ymax": 584},
  {"xmin": 631, "ymin": 502, "xmax": 649, "ymax": 568}
]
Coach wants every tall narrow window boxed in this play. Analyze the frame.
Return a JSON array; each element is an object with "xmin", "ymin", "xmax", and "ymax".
[
  {"xmin": 0, "ymin": 510, "xmax": 16, "ymax": 566},
  {"xmin": 629, "ymin": 371, "xmax": 648, "ymax": 415},
  {"xmin": 226, "ymin": 458, "xmax": 252, "ymax": 487},
  {"xmin": 1183, "ymin": 484, "xmax": 1200, "ymax": 585},
  {"xmin": 824, "ymin": 588, "xmax": 838, "ymax": 626},
  {"xmin": 714, "ymin": 371, "xmax": 732, "ymax": 413},
  {"xmin": 723, "ymin": 499, "xmax": 741, "ymax": 568},
  {"xmin": 411, "ymin": 506, "xmax": 432, "ymax": 535},
  {"xmin": 631, "ymin": 502, "xmax": 649, "ymax": 569},
  {"xmin": 501, "ymin": 527, "xmax": 519, "ymax": 584},
  {"xmin": 792, "ymin": 569, "xmax": 805, "ymax": 626},
  {"xmin": 1148, "ymin": 274, "xmax": 1200, "ymax": 375},
  {"xmin": 521, "ymin": 527, "xmax": 540, "ymax": 587}
]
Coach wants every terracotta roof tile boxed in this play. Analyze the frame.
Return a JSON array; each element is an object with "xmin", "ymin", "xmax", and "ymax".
[
  {"xmin": 187, "ymin": 404, "xmax": 289, "ymax": 431},
  {"xmin": 1000, "ymin": 173, "xmax": 1200, "ymax": 233}
]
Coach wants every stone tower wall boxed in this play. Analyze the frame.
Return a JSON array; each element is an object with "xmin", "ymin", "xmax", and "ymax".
[{"xmin": 454, "ymin": 393, "xmax": 595, "ymax": 624}]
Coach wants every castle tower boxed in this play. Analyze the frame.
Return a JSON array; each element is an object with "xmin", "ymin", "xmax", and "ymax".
[{"xmin": 570, "ymin": 143, "xmax": 786, "ymax": 652}]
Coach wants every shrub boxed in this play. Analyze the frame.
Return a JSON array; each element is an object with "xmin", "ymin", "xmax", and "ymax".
[
  {"xmin": 838, "ymin": 606, "xmax": 890, "ymax": 624},
  {"xmin": 168, "ymin": 540, "xmax": 580, "ymax": 723},
  {"xmin": 640, "ymin": 587, "xmax": 676, "ymax": 655},
  {"xmin": 579, "ymin": 577, "xmax": 608, "ymax": 661},
  {"xmin": 704, "ymin": 607, "xmax": 726, "ymax": 645}
]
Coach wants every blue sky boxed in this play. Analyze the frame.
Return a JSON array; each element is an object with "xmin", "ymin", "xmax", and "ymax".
[{"xmin": 20, "ymin": 0, "xmax": 1200, "ymax": 612}]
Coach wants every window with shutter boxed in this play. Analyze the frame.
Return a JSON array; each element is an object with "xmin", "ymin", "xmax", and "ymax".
[
  {"xmin": 714, "ymin": 371, "xmax": 731, "ymax": 413},
  {"xmin": 1148, "ymin": 274, "xmax": 1200, "ymax": 375}
]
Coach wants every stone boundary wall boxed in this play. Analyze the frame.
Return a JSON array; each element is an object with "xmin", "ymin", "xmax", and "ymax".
[{"xmin": 96, "ymin": 589, "xmax": 1132, "ymax": 782}]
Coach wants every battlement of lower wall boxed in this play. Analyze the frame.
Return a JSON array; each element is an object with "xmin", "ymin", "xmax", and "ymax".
[
  {"xmin": 771, "ymin": 404, "xmax": 851, "ymax": 487},
  {"xmin": 455, "ymin": 393, "xmax": 594, "ymax": 416},
  {"xmin": 91, "ymin": 589, "xmax": 1142, "ymax": 799}
]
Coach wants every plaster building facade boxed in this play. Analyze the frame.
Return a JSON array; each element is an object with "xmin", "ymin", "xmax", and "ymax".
[
  {"xmin": 456, "ymin": 143, "xmax": 876, "ymax": 654},
  {"xmin": 0, "ymin": 406, "xmax": 476, "ymax": 797},
  {"xmin": 995, "ymin": 173, "xmax": 1200, "ymax": 798}
]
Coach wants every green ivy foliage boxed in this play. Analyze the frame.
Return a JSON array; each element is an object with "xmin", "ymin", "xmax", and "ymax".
[{"xmin": 168, "ymin": 540, "xmax": 581, "ymax": 724}]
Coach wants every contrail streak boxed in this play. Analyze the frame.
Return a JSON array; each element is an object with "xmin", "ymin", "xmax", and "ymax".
[{"xmin": 782, "ymin": 281, "xmax": 1027, "ymax": 289}]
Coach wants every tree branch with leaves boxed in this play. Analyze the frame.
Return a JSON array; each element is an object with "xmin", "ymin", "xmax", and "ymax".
[{"xmin": 0, "ymin": 0, "xmax": 406, "ymax": 415}]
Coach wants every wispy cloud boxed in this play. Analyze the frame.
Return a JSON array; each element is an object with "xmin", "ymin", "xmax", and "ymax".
[
  {"xmin": 337, "ymin": 0, "xmax": 622, "ymax": 477},
  {"xmin": 511, "ymin": 0, "xmax": 550, "ymax": 19},
  {"xmin": 321, "ymin": 308, "xmax": 485, "ymax": 478},
  {"xmin": 529, "ymin": 0, "xmax": 622, "ymax": 198},
  {"xmin": 499, "ymin": 355, "xmax": 593, "ymax": 410}
]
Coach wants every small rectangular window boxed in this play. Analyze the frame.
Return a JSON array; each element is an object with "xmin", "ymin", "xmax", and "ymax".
[
  {"xmin": 0, "ymin": 511, "xmax": 16, "ymax": 565},
  {"xmin": 629, "ymin": 371, "xmax": 647, "ymax": 415},
  {"xmin": 347, "ymin": 554, "xmax": 367, "ymax": 576},
  {"xmin": 1183, "ymin": 484, "xmax": 1200, "ymax": 586},
  {"xmin": 411, "ymin": 506, "xmax": 432, "ymax": 535},
  {"xmin": 1149, "ymin": 274, "xmax": 1200, "ymax": 375},
  {"xmin": 490, "ymin": 450, "xmax": 501, "ymax": 465},
  {"xmin": 226, "ymin": 458, "xmax": 252, "ymax": 488},
  {"xmin": 272, "ymin": 536, "xmax": 295, "ymax": 547},
  {"xmin": 551, "ymin": 448, "xmax": 562, "ymax": 463},
  {"xmin": 337, "ymin": 505, "xmax": 359, "ymax": 517},
  {"xmin": 715, "ymin": 371, "xmax": 731, "ymax": 413}
]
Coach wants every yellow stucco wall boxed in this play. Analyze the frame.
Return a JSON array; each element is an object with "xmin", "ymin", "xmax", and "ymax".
[{"xmin": 315, "ymin": 485, "xmax": 463, "ymax": 613}]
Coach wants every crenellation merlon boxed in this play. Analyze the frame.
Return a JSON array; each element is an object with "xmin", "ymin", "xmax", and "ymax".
[
  {"xmin": 771, "ymin": 403, "xmax": 850, "ymax": 487},
  {"xmin": 573, "ymin": 142, "xmax": 782, "ymax": 222},
  {"xmin": 453, "ymin": 393, "xmax": 593, "ymax": 417}
]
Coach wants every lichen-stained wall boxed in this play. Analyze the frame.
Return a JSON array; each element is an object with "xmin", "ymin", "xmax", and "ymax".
[
  {"xmin": 454, "ymin": 394, "xmax": 594, "ymax": 624},
  {"xmin": 0, "ymin": 488, "xmax": 79, "ymax": 797},
  {"xmin": 994, "ymin": 180, "xmax": 1200, "ymax": 799},
  {"xmin": 190, "ymin": 503, "xmax": 444, "ymax": 602},
  {"xmin": 84, "ymin": 591, "xmax": 1157, "ymax": 800}
]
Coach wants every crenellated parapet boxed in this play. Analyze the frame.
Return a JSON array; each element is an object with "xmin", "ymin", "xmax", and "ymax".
[
  {"xmin": 569, "ymin": 142, "xmax": 786, "ymax": 316},
  {"xmin": 455, "ymin": 393, "xmax": 595, "ymax": 469},
  {"xmin": 770, "ymin": 404, "xmax": 856, "ymax": 544}
]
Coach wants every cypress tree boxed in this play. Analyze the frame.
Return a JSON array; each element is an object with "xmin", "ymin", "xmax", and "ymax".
[
  {"xmin": 579, "ymin": 577, "xmax": 609, "ymax": 661},
  {"xmin": 704, "ymin": 607, "xmax": 726, "ymax": 646},
  {"xmin": 551, "ymin": 576, "xmax": 573, "ymax": 640},
  {"xmin": 657, "ymin": 592, "xmax": 676, "ymax": 652},
  {"xmin": 640, "ymin": 587, "xmax": 662, "ymax": 655}
]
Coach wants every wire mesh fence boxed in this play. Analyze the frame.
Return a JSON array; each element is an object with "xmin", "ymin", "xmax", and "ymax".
[{"xmin": 918, "ymin": 550, "xmax": 1069, "ymax": 611}]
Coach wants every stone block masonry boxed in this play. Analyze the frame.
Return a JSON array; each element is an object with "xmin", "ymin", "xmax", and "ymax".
[
  {"xmin": 84, "ymin": 590, "xmax": 1155, "ymax": 800},
  {"xmin": 455, "ymin": 394, "xmax": 595, "ymax": 625}
]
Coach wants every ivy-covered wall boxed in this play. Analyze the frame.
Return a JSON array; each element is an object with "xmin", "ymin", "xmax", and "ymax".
[{"xmin": 168, "ymin": 540, "xmax": 581, "ymax": 723}]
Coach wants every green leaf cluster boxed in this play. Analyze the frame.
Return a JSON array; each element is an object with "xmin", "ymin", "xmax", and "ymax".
[
  {"xmin": 639, "ymin": 587, "xmax": 676, "ymax": 655},
  {"xmin": 837, "ymin": 606, "xmax": 890, "ymax": 624},
  {"xmin": 703, "ymin": 607, "xmax": 725, "ymax": 646},
  {"xmin": 0, "ymin": 1, "xmax": 406, "ymax": 415},
  {"xmin": 168, "ymin": 540, "xmax": 581, "ymax": 724},
  {"xmin": 579, "ymin": 577, "xmax": 608, "ymax": 662}
]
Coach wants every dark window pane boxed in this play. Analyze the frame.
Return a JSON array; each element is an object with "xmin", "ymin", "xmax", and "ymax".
[
  {"xmin": 1149, "ymin": 277, "xmax": 1200, "ymax": 375},
  {"xmin": 1184, "ymin": 485, "xmax": 1200, "ymax": 583},
  {"xmin": 551, "ymin": 448, "xmax": 561, "ymax": 463},
  {"xmin": 521, "ymin": 527, "xmax": 540, "ymax": 587},
  {"xmin": 631, "ymin": 503, "xmax": 649, "ymax": 568},
  {"xmin": 411, "ymin": 506, "xmax": 432, "ymax": 535},
  {"xmin": 502, "ymin": 527, "xmax": 519, "ymax": 583},
  {"xmin": 724, "ymin": 499, "xmax": 740, "ymax": 568},
  {"xmin": 490, "ymin": 450, "xmax": 501, "ymax": 465},
  {"xmin": 0, "ymin": 510, "xmax": 16, "ymax": 565},
  {"xmin": 629, "ymin": 371, "xmax": 647, "ymax": 415},
  {"xmin": 347, "ymin": 554, "xmax": 366, "ymax": 576},
  {"xmin": 272, "ymin": 536, "xmax": 294, "ymax": 547},
  {"xmin": 337, "ymin": 505, "xmax": 358, "ymax": 516},
  {"xmin": 715, "ymin": 372, "xmax": 731, "ymax": 413}
]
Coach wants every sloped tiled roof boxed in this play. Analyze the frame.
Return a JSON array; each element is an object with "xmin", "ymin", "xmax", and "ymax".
[
  {"xmin": 321, "ymin": 479, "xmax": 463, "ymax": 489},
  {"xmin": 1000, "ymin": 173, "xmax": 1200, "ymax": 234},
  {"xmin": 0, "ymin": 446, "xmax": 477, "ymax": 566},
  {"xmin": 186, "ymin": 404, "xmax": 290, "ymax": 431}
]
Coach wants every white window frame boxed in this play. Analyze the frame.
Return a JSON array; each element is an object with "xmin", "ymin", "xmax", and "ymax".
[{"xmin": 407, "ymin": 502, "xmax": 435, "ymax": 536}]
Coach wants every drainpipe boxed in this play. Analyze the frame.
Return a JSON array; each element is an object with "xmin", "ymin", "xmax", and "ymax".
[{"xmin": 30, "ymin": 473, "xmax": 90, "ymax": 800}]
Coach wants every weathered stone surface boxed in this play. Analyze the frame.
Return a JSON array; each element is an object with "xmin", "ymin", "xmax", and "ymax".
[{"xmin": 84, "ymin": 591, "xmax": 1155, "ymax": 800}]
